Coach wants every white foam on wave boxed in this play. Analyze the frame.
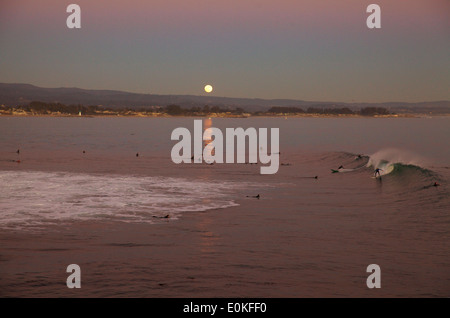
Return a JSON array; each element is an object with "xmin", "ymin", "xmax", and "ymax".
[
  {"xmin": 367, "ymin": 148, "xmax": 427, "ymax": 175},
  {"xmin": 0, "ymin": 171, "xmax": 254, "ymax": 228}
]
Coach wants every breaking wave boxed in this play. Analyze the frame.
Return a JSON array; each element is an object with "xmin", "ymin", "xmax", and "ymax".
[{"xmin": 367, "ymin": 148, "xmax": 436, "ymax": 178}]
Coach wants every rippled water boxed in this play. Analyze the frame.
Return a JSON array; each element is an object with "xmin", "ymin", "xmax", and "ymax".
[{"xmin": 0, "ymin": 116, "xmax": 449, "ymax": 297}]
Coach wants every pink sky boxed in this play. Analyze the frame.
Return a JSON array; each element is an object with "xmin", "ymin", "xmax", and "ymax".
[{"xmin": 0, "ymin": 0, "xmax": 448, "ymax": 102}]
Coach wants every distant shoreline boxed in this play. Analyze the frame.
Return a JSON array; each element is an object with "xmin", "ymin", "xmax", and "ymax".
[
  {"xmin": 1, "ymin": 112, "xmax": 448, "ymax": 118},
  {"xmin": 3, "ymin": 101, "xmax": 449, "ymax": 118}
]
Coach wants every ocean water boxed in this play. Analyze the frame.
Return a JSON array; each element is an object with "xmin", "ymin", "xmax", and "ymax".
[
  {"xmin": 0, "ymin": 116, "xmax": 449, "ymax": 297},
  {"xmin": 0, "ymin": 171, "xmax": 257, "ymax": 229}
]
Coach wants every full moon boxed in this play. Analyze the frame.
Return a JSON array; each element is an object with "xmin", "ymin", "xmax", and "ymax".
[{"xmin": 204, "ymin": 84, "xmax": 213, "ymax": 93}]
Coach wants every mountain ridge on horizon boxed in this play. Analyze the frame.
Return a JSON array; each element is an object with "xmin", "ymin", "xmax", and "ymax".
[{"xmin": 1, "ymin": 83, "xmax": 449, "ymax": 113}]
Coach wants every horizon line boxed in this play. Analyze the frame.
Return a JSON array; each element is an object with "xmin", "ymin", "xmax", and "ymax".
[{"xmin": 1, "ymin": 82, "xmax": 449, "ymax": 105}]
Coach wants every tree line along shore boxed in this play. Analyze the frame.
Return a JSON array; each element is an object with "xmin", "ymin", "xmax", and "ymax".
[{"xmin": 0, "ymin": 101, "xmax": 400, "ymax": 118}]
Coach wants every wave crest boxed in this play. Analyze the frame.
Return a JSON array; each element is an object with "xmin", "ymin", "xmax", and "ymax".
[{"xmin": 367, "ymin": 148, "xmax": 434, "ymax": 177}]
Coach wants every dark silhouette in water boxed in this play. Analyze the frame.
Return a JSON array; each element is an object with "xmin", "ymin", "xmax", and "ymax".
[
  {"xmin": 82, "ymin": 150, "xmax": 85, "ymax": 154},
  {"xmin": 374, "ymin": 168, "xmax": 382, "ymax": 177},
  {"xmin": 16, "ymin": 149, "xmax": 20, "ymax": 154},
  {"xmin": 423, "ymin": 182, "xmax": 441, "ymax": 189},
  {"xmin": 136, "ymin": 153, "xmax": 139, "ymax": 157},
  {"xmin": 338, "ymin": 165, "xmax": 344, "ymax": 169},
  {"xmin": 153, "ymin": 214, "xmax": 170, "ymax": 219},
  {"xmin": 247, "ymin": 194, "xmax": 260, "ymax": 199}
]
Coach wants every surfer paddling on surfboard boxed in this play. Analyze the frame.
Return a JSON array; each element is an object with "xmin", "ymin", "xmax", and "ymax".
[{"xmin": 374, "ymin": 168, "xmax": 382, "ymax": 178}]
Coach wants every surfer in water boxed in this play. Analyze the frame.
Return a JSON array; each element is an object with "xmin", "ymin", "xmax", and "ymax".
[
  {"xmin": 424, "ymin": 182, "xmax": 441, "ymax": 189},
  {"xmin": 374, "ymin": 168, "xmax": 382, "ymax": 178},
  {"xmin": 338, "ymin": 165, "xmax": 344, "ymax": 169},
  {"xmin": 153, "ymin": 214, "xmax": 170, "ymax": 219}
]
